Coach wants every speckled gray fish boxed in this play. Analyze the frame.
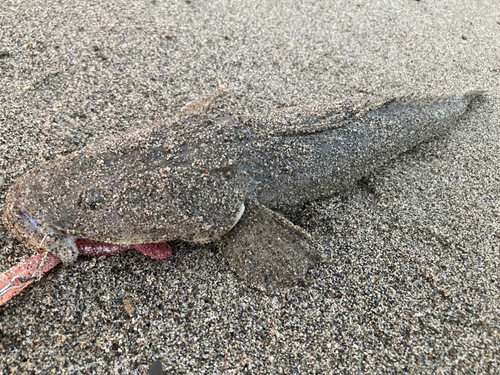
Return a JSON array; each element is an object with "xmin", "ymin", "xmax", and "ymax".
[{"xmin": 2, "ymin": 88, "xmax": 483, "ymax": 291}]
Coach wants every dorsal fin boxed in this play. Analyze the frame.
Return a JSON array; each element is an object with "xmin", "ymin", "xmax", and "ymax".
[
  {"xmin": 246, "ymin": 89, "xmax": 484, "ymax": 137},
  {"xmin": 176, "ymin": 86, "xmax": 227, "ymax": 120}
]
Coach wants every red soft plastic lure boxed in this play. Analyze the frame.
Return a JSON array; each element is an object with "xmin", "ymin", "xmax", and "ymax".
[{"xmin": 0, "ymin": 241, "xmax": 172, "ymax": 306}]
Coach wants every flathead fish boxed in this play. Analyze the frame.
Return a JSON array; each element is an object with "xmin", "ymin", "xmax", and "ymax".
[{"xmin": 1, "ymin": 88, "xmax": 483, "ymax": 299}]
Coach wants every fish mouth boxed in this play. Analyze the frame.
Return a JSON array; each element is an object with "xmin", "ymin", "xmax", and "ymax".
[
  {"xmin": 2, "ymin": 181, "xmax": 45, "ymax": 251},
  {"xmin": 2, "ymin": 183, "xmax": 78, "ymax": 262},
  {"xmin": 3, "ymin": 197, "xmax": 53, "ymax": 254}
]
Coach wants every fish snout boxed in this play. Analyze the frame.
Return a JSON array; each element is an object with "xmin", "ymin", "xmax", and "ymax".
[
  {"xmin": 3, "ymin": 202, "xmax": 52, "ymax": 252},
  {"xmin": 3, "ymin": 181, "xmax": 59, "ymax": 255},
  {"xmin": 4, "ymin": 200, "xmax": 79, "ymax": 263}
]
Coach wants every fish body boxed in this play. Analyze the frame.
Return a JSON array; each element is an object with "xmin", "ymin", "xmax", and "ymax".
[{"xmin": 2, "ymin": 88, "xmax": 483, "ymax": 291}]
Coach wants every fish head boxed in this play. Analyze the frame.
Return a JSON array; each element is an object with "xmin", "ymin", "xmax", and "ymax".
[
  {"xmin": 3, "ymin": 151, "xmax": 252, "ymax": 262},
  {"xmin": 2, "ymin": 170, "xmax": 79, "ymax": 263}
]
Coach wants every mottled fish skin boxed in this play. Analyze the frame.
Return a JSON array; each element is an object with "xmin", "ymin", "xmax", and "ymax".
[
  {"xmin": 2, "ymin": 88, "xmax": 483, "ymax": 288},
  {"xmin": 247, "ymin": 90, "xmax": 484, "ymax": 211}
]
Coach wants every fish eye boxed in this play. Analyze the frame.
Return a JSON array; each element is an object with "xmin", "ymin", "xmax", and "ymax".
[
  {"xmin": 87, "ymin": 196, "xmax": 104, "ymax": 209},
  {"xmin": 78, "ymin": 191, "xmax": 104, "ymax": 210}
]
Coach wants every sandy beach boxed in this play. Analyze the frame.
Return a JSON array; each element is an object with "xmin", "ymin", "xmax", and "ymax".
[{"xmin": 1, "ymin": 0, "xmax": 499, "ymax": 373}]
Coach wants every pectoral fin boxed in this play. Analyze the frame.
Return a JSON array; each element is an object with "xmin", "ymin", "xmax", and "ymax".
[{"xmin": 219, "ymin": 200, "xmax": 322, "ymax": 292}]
